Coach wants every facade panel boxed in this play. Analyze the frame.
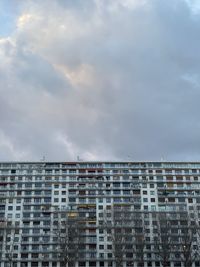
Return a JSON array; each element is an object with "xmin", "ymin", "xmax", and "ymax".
[{"xmin": 0, "ymin": 162, "xmax": 200, "ymax": 267}]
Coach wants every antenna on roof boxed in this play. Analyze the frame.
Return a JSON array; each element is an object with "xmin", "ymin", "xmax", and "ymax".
[
  {"xmin": 77, "ymin": 155, "xmax": 83, "ymax": 161},
  {"xmin": 41, "ymin": 156, "xmax": 46, "ymax": 162}
]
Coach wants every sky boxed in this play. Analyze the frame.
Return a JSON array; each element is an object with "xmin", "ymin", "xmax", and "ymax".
[{"xmin": 0, "ymin": 0, "xmax": 200, "ymax": 162}]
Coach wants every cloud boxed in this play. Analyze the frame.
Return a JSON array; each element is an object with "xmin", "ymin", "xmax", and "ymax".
[
  {"xmin": 0, "ymin": 0, "xmax": 200, "ymax": 161},
  {"xmin": 184, "ymin": 0, "xmax": 200, "ymax": 14},
  {"xmin": 17, "ymin": 14, "xmax": 35, "ymax": 28},
  {"xmin": 0, "ymin": 130, "xmax": 31, "ymax": 160}
]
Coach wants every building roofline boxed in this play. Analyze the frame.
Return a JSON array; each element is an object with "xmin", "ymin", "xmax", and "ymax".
[{"xmin": 0, "ymin": 160, "xmax": 200, "ymax": 164}]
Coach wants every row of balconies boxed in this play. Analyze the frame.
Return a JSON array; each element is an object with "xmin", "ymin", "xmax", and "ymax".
[
  {"xmin": 20, "ymin": 237, "xmax": 97, "ymax": 244},
  {"xmin": 0, "ymin": 170, "xmax": 200, "ymax": 179},
  {"xmin": 0, "ymin": 161, "xmax": 199, "ymax": 168},
  {"xmin": 1, "ymin": 166, "xmax": 200, "ymax": 172},
  {"xmin": 0, "ymin": 187, "xmax": 142, "ymax": 193},
  {"xmin": 2, "ymin": 254, "xmax": 110, "ymax": 261},
  {"xmin": 0, "ymin": 183, "xmax": 140, "ymax": 192},
  {"xmin": 0, "ymin": 182, "xmax": 199, "ymax": 190},
  {"xmin": 158, "ymin": 186, "xmax": 195, "ymax": 190},
  {"xmin": 0, "ymin": 162, "xmax": 199, "ymax": 169}
]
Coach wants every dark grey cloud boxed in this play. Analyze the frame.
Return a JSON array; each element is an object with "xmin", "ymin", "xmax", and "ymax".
[{"xmin": 0, "ymin": 0, "xmax": 200, "ymax": 161}]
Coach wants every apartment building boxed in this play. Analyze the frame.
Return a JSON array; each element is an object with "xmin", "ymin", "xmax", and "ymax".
[{"xmin": 0, "ymin": 162, "xmax": 200, "ymax": 267}]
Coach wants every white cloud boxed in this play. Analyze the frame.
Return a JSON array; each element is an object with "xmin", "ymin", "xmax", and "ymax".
[
  {"xmin": 17, "ymin": 14, "xmax": 36, "ymax": 28},
  {"xmin": 55, "ymin": 132, "xmax": 116, "ymax": 161},
  {"xmin": 0, "ymin": 131, "xmax": 30, "ymax": 160},
  {"xmin": 184, "ymin": 0, "xmax": 200, "ymax": 14},
  {"xmin": 0, "ymin": 0, "xmax": 200, "ymax": 161}
]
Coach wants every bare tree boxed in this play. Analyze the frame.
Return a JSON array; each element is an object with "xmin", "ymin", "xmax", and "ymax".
[
  {"xmin": 151, "ymin": 210, "xmax": 200, "ymax": 267},
  {"xmin": 54, "ymin": 211, "xmax": 82, "ymax": 267},
  {"xmin": 0, "ymin": 219, "xmax": 18, "ymax": 267},
  {"xmin": 179, "ymin": 212, "xmax": 199, "ymax": 267},
  {"xmin": 134, "ymin": 212, "xmax": 146, "ymax": 267},
  {"xmin": 108, "ymin": 206, "xmax": 146, "ymax": 267},
  {"xmin": 153, "ymin": 212, "xmax": 173, "ymax": 267},
  {"xmin": 112, "ymin": 206, "xmax": 125, "ymax": 267},
  {"xmin": 108, "ymin": 206, "xmax": 147, "ymax": 267},
  {"xmin": 0, "ymin": 219, "xmax": 6, "ymax": 263},
  {"xmin": 103, "ymin": 207, "xmax": 200, "ymax": 267}
]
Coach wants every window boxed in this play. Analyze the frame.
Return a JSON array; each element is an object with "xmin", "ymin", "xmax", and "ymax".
[
  {"xmin": 68, "ymin": 198, "xmax": 75, "ymax": 202},
  {"xmin": 99, "ymin": 198, "xmax": 103, "ymax": 203},
  {"xmin": 42, "ymin": 263, "xmax": 49, "ymax": 267},
  {"xmin": 33, "ymin": 229, "xmax": 40, "ymax": 234},
  {"xmin": 79, "ymin": 263, "xmax": 86, "ymax": 267},
  {"xmin": 22, "ymin": 196, "xmax": 29, "ymax": 203},
  {"xmin": 44, "ymin": 197, "xmax": 51, "ymax": 203},
  {"xmin": 21, "ymin": 254, "xmax": 28, "ymax": 259},
  {"xmin": 32, "ymin": 253, "xmax": 39, "ymax": 258},
  {"xmin": 22, "ymin": 229, "xmax": 29, "ymax": 234}
]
